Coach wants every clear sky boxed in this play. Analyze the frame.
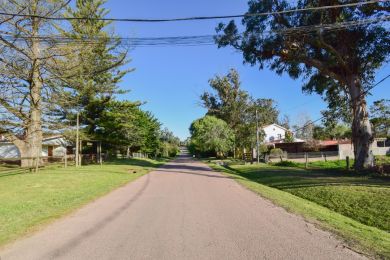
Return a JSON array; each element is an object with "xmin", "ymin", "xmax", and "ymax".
[{"xmin": 103, "ymin": 0, "xmax": 389, "ymax": 140}]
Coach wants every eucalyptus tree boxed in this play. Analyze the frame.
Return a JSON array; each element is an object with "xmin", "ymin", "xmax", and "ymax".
[
  {"xmin": 215, "ymin": 0, "xmax": 390, "ymax": 170},
  {"xmin": 370, "ymin": 99, "xmax": 390, "ymax": 137},
  {"xmin": 201, "ymin": 69, "xmax": 278, "ymax": 154}
]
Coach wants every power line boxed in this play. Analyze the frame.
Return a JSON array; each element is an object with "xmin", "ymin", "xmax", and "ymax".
[
  {"xmin": 1, "ymin": 15, "xmax": 388, "ymax": 47},
  {"xmin": 0, "ymin": 0, "xmax": 387, "ymax": 23},
  {"xmin": 291, "ymin": 73, "xmax": 390, "ymax": 134}
]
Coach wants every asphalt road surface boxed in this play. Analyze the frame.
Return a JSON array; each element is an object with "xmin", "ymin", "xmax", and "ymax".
[{"xmin": 1, "ymin": 154, "xmax": 364, "ymax": 260}]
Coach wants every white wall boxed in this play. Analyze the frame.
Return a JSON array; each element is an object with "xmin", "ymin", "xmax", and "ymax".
[
  {"xmin": 0, "ymin": 145, "xmax": 20, "ymax": 158},
  {"xmin": 263, "ymin": 124, "xmax": 286, "ymax": 142},
  {"xmin": 53, "ymin": 146, "xmax": 67, "ymax": 156},
  {"xmin": 338, "ymin": 140, "xmax": 390, "ymax": 159},
  {"xmin": 0, "ymin": 142, "xmax": 67, "ymax": 158}
]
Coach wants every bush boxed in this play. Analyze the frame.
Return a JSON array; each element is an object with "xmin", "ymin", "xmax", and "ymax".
[
  {"xmin": 273, "ymin": 161, "xmax": 299, "ymax": 167},
  {"xmin": 270, "ymin": 148, "xmax": 284, "ymax": 156}
]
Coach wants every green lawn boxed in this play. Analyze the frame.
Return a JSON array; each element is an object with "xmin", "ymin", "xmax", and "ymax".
[
  {"xmin": 0, "ymin": 158, "xmax": 166, "ymax": 247},
  {"xmin": 209, "ymin": 162, "xmax": 390, "ymax": 258}
]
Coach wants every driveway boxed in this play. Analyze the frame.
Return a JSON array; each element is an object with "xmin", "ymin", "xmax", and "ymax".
[{"xmin": 1, "ymin": 155, "xmax": 364, "ymax": 259}]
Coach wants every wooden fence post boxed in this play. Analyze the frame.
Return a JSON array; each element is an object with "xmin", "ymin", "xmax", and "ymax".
[
  {"xmin": 64, "ymin": 152, "xmax": 67, "ymax": 168},
  {"xmin": 35, "ymin": 155, "xmax": 39, "ymax": 173},
  {"xmin": 305, "ymin": 153, "xmax": 308, "ymax": 169},
  {"xmin": 346, "ymin": 156, "xmax": 350, "ymax": 171}
]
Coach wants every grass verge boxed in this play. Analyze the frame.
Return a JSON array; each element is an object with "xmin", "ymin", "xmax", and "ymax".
[
  {"xmin": 0, "ymin": 158, "xmax": 167, "ymax": 247},
  {"xmin": 208, "ymin": 162, "xmax": 390, "ymax": 258}
]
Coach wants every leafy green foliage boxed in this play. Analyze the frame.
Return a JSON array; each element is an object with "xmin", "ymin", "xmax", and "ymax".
[
  {"xmin": 94, "ymin": 100, "xmax": 161, "ymax": 155},
  {"xmin": 273, "ymin": 161, "xmax": 300, "ymax": 167},
  {"xmin": 370, "ymin": 99, "xmax": 390, "ymax": 137},
  {"xmin": 201, "ymin": 69, "xmax": 279, "ymax": 149},
  {"xmin": 284, "ymin": 130, "xmax": 294, "ymax": 143},
  {"xmin": 189, "ymin": 116, "xmax": 235, "ymax": 157},
  {"xmin": 159, "ymin": 128, "xmax": 181, "ymax": 157},
  {"xmin": 215, "ymin": 0, "xmax": 390, "ymax": 169},
  {"xmin": 53, "ymin": 0, "xmax": 130, "ymax": 136},
  {"xmin": 313, "ymin": 124, "xmax": 352, "ymax": 140},
  {"xmin": 269, "ymin": 148, "xmax": 284, "ymax": 157}
]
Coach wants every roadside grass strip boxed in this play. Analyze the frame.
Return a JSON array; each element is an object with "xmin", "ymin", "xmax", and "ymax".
[
  {"xmin": 209, "ymin": 163, "xmax": 390, "ymax": 259},
  {"xmin": 0, "ymin": 158, "xmax": 166, "ymax": 247}
]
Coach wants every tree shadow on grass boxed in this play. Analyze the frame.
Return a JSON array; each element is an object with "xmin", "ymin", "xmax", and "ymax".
[
  {"xmin": 154, "ymin": 168, "xmax": 235, "ymax": 179},
  {"xmin": 224, "ymin": 165, "xmax": 390, "ymax": 190},
  {"xmin": 0, "ymin": 166, "xmax": 29, "ymax": 178},
  {"xmin": 104, "ymin": 158, "xmax": 166, "ymax": 168}
]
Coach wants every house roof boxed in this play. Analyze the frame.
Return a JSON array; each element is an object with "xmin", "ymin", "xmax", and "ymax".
[
  {"xmin": 0, "ymin": 135, "xmax": 69, "ymax": 146},
  {"xmin": 319, "ymin": 140, "xmax": 351, "ymax": 146}
]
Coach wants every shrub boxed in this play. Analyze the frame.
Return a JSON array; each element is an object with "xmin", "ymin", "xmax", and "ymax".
[
  {"xmin": 273, "ymin": 160, "xmax": 299, "ymax": 167},
  {"xmin": 270, "ymin": 148, "xmax": 284, "ymax": 156}
]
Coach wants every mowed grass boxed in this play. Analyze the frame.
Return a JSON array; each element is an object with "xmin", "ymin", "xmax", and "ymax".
[
  {"xmin": 209, "ymin": 162, "xmax": 390, "ymax": 258},
  {"xmin": 0, "ymin": 158, "xmax": 166, "ymax": 247}
]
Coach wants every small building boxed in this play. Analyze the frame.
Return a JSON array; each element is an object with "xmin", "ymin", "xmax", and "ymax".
[
  {"xmin": 261, "ymin": 123, "xmax": 304, "ymax": 145},
  {"xmin": 0, "ymin": 135, "xmax": 72, "ymax": 159},
  {"xmin": 262, "ymin": 124, "xmax": 288, "ymax": 143},
  {"xmin": 324, "ymin": 139, "xmax": 389, "ymax": 159}
]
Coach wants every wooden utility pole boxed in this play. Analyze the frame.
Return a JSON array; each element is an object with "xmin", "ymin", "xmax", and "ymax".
[
  {"xmin": 256, "ymin": 109, "xmax": 260, "ymax": 164},
  {"xmin": 76, "ymin": 112, "xmax": 80, "ymax": 167}
]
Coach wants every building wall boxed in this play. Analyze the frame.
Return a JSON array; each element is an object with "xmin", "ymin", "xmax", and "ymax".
[
  {"xmin": 372, "ymin": 139, "xmax": 390, "ymax": 156},
  {"xmin": 0, "ymin": 145, "xmax": 20, "ymax": 158},
  {"xmin": 338, "ymin": 140, "xmax": 390, "ymax": 159},
  {"xmin": 263, "ymin": 124, "xmax": 286, "ymax": 142},
  {"xmin": 0, "ymin": 143, "xmax": 67, "ymax": 159}
]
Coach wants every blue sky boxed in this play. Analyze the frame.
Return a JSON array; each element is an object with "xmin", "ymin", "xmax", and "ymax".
[{"xmin": 104, "ymin": 0, "xmax": 389, "ymax": 140}]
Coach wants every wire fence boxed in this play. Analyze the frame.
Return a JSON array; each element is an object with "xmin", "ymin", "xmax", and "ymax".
[{"xmin": 0, "ymin": 154, "xmax": 105, "ymax": 174}]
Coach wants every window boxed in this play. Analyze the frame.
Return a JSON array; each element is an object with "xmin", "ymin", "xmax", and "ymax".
[
  {"xmin": 377, "ymin": 139, "xmax": 390, "ymax": 147},
  {"xmin": 277, "ymin": 134, "xmax": 282, "ymax": 140},
  {"xmin": 269, "ymin": 136, "xmax": 275, "ymax": 142}
]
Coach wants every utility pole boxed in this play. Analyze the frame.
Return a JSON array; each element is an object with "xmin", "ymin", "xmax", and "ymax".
[
  {"xmin": 76, "ymin": 112, "xmax": 80, "ymax": 167},
  {"xmin": 256, "ymin": 109, "xmax": 260, "ymax": 164}
]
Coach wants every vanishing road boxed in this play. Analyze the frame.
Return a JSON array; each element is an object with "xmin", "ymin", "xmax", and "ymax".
[{"xmin": 1, "ymin": 153, "xmax": 363, "ymax": 260}]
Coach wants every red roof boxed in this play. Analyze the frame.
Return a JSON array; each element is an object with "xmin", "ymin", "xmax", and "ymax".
[{"xmin": 320, "ymin": 140, "xmax": 351, "ymax": 146}]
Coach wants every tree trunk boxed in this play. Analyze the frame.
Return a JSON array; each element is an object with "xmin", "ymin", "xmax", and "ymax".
[
  {"xmin": 18, "ymin": 4, "xmax": 43, "ymax": 169},
  {"xmin": 349, "ymin": 76, "xmax": 374, "ymax": 171}
]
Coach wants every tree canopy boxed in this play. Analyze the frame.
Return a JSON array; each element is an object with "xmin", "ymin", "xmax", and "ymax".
[
  {"xmin": 189, "ymin": 116, "xmax": 235, "ymax": 157},
  {"xmin": 370, "ymin": 99, "xmax": 390, "ymax": 138},
  {"xmin": 201, "ymin": 69, "xmax": 279, "ymax": 152},
  {"xmin": 215, "ymin": 0, "xmax": 390, "ymax": 170}
]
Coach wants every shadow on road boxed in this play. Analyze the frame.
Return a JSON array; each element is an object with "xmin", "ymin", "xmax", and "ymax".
[{"xmin": 44, "ymin": 173, "xmax": 151, "ymax": 259}]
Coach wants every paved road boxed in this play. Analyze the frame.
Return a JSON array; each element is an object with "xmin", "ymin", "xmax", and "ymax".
[{"xmin": 1, "ymin": 154, "xmax": 364, "ymax": 260}]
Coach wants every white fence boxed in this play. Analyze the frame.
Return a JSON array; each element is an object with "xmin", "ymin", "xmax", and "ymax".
[
  {"xmin": 132, "ymin": 153, "xmax": 149, "ymax": 159},
  {"xmin": 269, "ymin": 151, "xmax": 339, "ymax": 162}
]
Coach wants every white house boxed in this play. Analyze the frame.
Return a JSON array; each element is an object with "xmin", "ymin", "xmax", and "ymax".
[
  {"xmin": 261, "ymin": 123, "xmax": 304, "ymax": 144},
  {"xmin": 262, "ymin": 124, "xmax": 287, "ymax": 143},
  {"xmin": 0, "ymin": 135, "xmax": 71, "ymax": 159}
]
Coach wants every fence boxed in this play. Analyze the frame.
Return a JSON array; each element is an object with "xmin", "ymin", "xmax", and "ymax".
[
  {"xmin": 268, "ymin": 151, "xmax": 339, "ymax": 163},
  {"xmin": 0, "ymin": 153, "xmax": 105, "ymax": 174},
  {"xmin": 132, "ymin": 153, "xmax": 149, "ymax": 159}
]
